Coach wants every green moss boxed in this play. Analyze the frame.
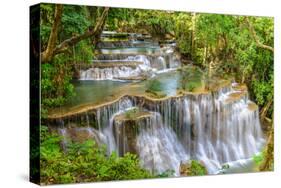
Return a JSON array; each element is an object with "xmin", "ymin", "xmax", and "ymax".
[
  {"xmin": 253, "ymin": 152, "xmax": 264, "ymax": 166},
  {"xmin": 124, "ymin": 107, "xmax": 140, "ymax": 119},
  {"xmin": 189, "ymin": 160, "xmax": 207, "ymax": 175},
  {"xmin": 180, "ymin": 160, "xmax": 207, "ymax": 176}
]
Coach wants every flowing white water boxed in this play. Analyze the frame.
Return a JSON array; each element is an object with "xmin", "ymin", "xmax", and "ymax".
[
  {"xmin": 79, "ymin": 45, "xmax": 181, "ymax": 80},
  {"xmin": 97, "ymin": 97, "xmax": 134, "ymax": 154},
  {"xmin": 58, "ymin": 128, "xmax": 68, "ymax": 152},
  {"xmin": 140, "ymin": 86, "xmax": 265, "ymax": 174},
  {"xmin": 56, "ymin": 84, "xmax": 265, "ymax": 175},
  {"xmin": 79, "ymin": 55, "xmax": 153, "ymax": 80},
  {"xmin": 136, "ymin": 112, "xmax": 188, "ymax": 175},
  {"xmin": 57, "ymin": 35, "xmax": 265, "ymax": 175}
]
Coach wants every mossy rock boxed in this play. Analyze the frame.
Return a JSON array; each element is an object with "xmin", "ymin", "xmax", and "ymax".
[
  {"xmin": 113, "ymin": 109, "xmax": 154, "ymax": 156},
  {"xmin": 180, "ymin": 160, "xmax": 207, "ymax": 176}
]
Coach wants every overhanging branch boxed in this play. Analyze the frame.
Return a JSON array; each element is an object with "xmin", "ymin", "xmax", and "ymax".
[
  {"xmin": 245, "ymin": 17, "xmax": 274, "ymax": 53},
  {"xmin": 53, "ymin": 7, "xmax": 109, "ymax": 55},
  {"xmin": 41, "ymin": 6, "xmax": 109, "ymax": 63}
]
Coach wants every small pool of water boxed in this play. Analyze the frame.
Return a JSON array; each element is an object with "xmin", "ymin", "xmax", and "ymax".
[
  {"xmin": 64, "ymin": 71, "xmax": 181, "ymax": 108},
  {"xmin": 48, "ymin": 69, "xmax": 207, "ymax": 117},
  {"xmin": 65, "ymin": 80, "xmax": 128, "ymax": 108}
]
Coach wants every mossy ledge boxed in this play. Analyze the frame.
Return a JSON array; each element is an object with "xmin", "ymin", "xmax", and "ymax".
[{"xmin": 46, "ymin": 80, "xmax": 248, "ymax": 121}]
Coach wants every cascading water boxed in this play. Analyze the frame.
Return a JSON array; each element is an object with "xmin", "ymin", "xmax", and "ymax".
[
  {"xmin": 97, "ymin": 97, "xmax": 134, "ymax": 154},
  {"xmin": 79, "ymin": 55, "xmax": 153, "ymax": 80},
  {"xmin": 136, "ymin": 112, "xmax": 188, "ymax": 175},
  {"xmin": 52, "ymin": 32, "xmax": 265, "ymax": 176},
  {"xmin": 79, "ymin": 66, "xmax": 135, "ymax": 80},
  {"xmin": 54, "ymin": 84, "xmax": 265, "ymax": 175},
  {"xmin": 79, "ymin": 43, "xmax": 181, "ymax": 81},
  {"xmin": 53, "ymin": 83, "xmax": 264, "ymax": 175},
  {"xmin": 141, "ymin": 85, "xmax": 265, "ymax": 174}
]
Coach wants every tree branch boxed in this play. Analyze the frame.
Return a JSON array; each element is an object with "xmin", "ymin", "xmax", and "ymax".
[
  {"xmin": 41, "ymin": 4, "xmax": 63, "ymax": 63},
  {"xmin": 53, "ymin": 7, "xmax": 109, "ymax": 55},
  {"xmin": 260, "ymin": 98, "xmax": 273, "ymax": 122},
  {"xmin": 41, "ymin": 6, "xmax": 110, "ymax": 63},
  {"xmin": 245, "ymin": 17, "xmax": 274, "ymax": 53}
]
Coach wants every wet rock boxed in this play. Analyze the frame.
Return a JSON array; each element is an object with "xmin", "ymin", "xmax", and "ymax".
[
  {"xmin": 113, "ymin": 108, "xmax": 153, "ymax": 156},
  {"xmin": 57, "ymin": 127, "xmax": 106, "ymax": 147}
]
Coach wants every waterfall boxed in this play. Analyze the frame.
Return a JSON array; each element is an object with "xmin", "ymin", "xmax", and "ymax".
[
  {"xmin": 79, "ymin": 44, "xmax": 181, "ymax": 80},
  {"xmin": 79, "ymin": 66, "xmax": 136, "ymax": 80},
  {"xmin": 49, "ymin": 30, "xmax": 265, "ymax": 176},
  {"xmin": 54, "ymin": 84, "xmax": 264, "ymax": 175},
  {"xmin": 57, "ymin": 126, "xmax": 108, "ymax": 151},
  {"xmin": 79, "ymin": 55, "xmax": 153, "ymax": 80},
  {"xmin": 136, "ymin": 112, "xmax": 188, "ymax": 175},
  {"xmin": 140, "ymin": 85, "xmax": 264, "ymax": 174},
  {"xmin": 97, "ymin": 97, "xmax": 134, "ymax": 154},
  {"xmin": 58, "ymin": 128, "xmax": 68, "ymax": 152}
]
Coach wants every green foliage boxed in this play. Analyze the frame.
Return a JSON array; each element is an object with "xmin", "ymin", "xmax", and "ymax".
[
  {"xmin": 40, "ymin": 126, "xmax": 153, "ymax": 185},
  {"xmin": 106, "ymin": 8, "xmax": 175, "ymax": 37},
  {"xmin": 41, "ymin": 54, "xmax": 75, "ymax": 111},
  {"xmin": 106, "ymin": 8, "xmax": 136, "ymax": 31},
  {"xmin": 135, "ymin": 10, "xmax": 174, "ymax": 37},
  {"xmin": 252, "ymin": 78, "xmax": 273, "ymax": 106},
  {"xmin": 60, "ymin": 5, "xmax": 91, "ymax": 39},
  {"xmin": 180, "ymin": 160, "xmax": 207, "ymax": 176},
  {"xmin": 146, "ymin": 79, "xmax": 163, "ymax": 92},
  {"xmin": 40, "ymin": 4, "xmax": 96, "ymax": 116},
  {"xmin": 39, "ymin": 4, "xmax": 274, "ymax": 119},
  {"xmin": 145, "ymin": 79, "xmax": 167, "ymax": 98},
  {"xmin": 173, "ymin": 13, "xmax": 273, "ymax": 117},
  {"xmin": 73, "ymin": 39, "xmax": 93, "ymax": 63},
  {"xmin": 189, "ymin": 160, "xmax": 207, "ymax": 176},
  {"xmin": 178, "ymin": 66, "xmax": 203, "ymax": 91},
  {"xmin": 156, "ymin": 169, "xmax": 175, "ymax": 178},
  {"xmin": 40, "ymin": 4, "xmax": 95, "ymax": 60},
  {"xmin": 173, "ymin": 13, "xmax": 193, "ymax": 54},
  {"xmin": 253, "ymin": 152, "xmax": 265, "ymax": 166},
  {"xmin": 124, "ymin": 107, "xmax": 140, "ymax": 119},
  {"xmin": 185, "ymin": 82, "xmax": 200, "ymax": 92},
  {"xmin": 40, "ymin": 4, "xmax": 54, "ymax": 49}
]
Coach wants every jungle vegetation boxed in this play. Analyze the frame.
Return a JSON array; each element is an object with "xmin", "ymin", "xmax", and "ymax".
[{"xmin": 36, "ymin": 4, "xmax": 274, "ymax": 184}]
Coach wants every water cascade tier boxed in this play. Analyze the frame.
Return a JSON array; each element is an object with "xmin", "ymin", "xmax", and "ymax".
[
  {"xmin": 46, "ymin": 83, "xmax": 265, "ymax": 175},
  {"xmin": 79, "ymin": 37, "xmax": 180, "ymax": 81}
]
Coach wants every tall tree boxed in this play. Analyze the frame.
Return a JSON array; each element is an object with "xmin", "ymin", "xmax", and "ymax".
[
  {"xmin": 41, "ymin": 5, "xmax": 109, "ymax": 63},
  {"xmin": 41, "ymin": 4, "xmax": 63, "ymax": 63}
]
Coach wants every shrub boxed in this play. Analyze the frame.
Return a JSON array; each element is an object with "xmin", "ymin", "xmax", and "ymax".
[
  {"xmin": 40, "ymin": 126, "xmax": 153, "ymax": 185},
  {"xmin": 145, "ymin": 79, "xmax": 163, "ymax": 92},
  {"xmin": 180, "ymin": 160, "xmax": 207, "ymax": 176},
  {"xmin": 189, "ymin": 160, "xmax": 207, "ymax": 175},
  {"xmin": 179, "ymin": 66, "xmax": 203, "ymax": 91},
  {"xmin": 124, "ymin": 107, "xmax": 139, "ymax": 119}
]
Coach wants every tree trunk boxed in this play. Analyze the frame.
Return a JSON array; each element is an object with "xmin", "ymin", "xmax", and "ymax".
[
  {"xmin": 191, "ymin": 13, "xmax": 196, "ymax": 59},
  {"xmin": 41, "ymin": 4, "xmax": 63, "ymax": 63},
  {"xmin": 260, "ymin": 98, "xmax": 273, "ymax": 122},
  {"xmin": 260, "ymin": 114, "xmax": 274, "ymax": 171}
]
